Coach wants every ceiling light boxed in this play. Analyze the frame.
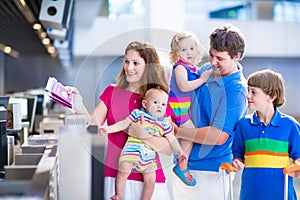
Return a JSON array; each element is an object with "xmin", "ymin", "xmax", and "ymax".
[
  {"xmin": 0, "ymin": 43, "xmax": 19, "ymax": 58},
  {"xmin": 40, "ymin": 32, "xmax": 47, "ymax": 38},
  {"xmin": 47, "ymin": 46, "xmax": 56, "ymax": 54},
  {"xmin": 3, "ymin": 46, "xmax": 12, "ymax": 54},
  {"xmin": 42, "ymin": 38, "xmax": 51, "ymax": 45},
  {"xmin": 33, "ymin": 23, "xmax": 42, "ymax": 30}
]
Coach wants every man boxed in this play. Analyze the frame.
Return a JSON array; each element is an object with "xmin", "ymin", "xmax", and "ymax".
[{"xmin": 172, "ymin": 24, "xmax": 248, "ymax": 200}]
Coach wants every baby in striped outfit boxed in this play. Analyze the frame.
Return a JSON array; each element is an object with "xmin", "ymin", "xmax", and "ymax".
[{"xmin": 99, "ymin": 87, "xmax": 187, "ymax": 200}]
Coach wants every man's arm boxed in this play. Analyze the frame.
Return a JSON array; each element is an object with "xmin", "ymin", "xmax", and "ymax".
[
  {"xmin": 180, "ymin": 86, "xmax": 247, "ymax": 145},
  {"xmin": 175, "ymin": 125, "xmax": 229, "ymax": 145}
]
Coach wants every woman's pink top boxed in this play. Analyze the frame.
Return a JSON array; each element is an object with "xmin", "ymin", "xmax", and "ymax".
[{"xmin": 100, "ymin": 84, "xmax": 166, "ymax": 183}]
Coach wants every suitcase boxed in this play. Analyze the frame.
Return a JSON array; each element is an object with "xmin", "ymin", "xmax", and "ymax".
[
  {"xmin": 283, "ymin": 164, "xmax": 300, "ymax": 200},
  {"xmin": 220, "ymin": 162, "xmax": 234, "ymax": 200}
]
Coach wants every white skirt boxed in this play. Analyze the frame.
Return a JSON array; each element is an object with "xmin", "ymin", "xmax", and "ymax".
[{"xmin": 104, "ymin": 176, "xmax": 171, "ymax": 200}]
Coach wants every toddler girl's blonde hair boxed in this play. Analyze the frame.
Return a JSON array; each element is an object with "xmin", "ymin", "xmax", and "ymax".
[{"xmin": 169, "ymin": 31, "xmax": 203, "ymax": 65}]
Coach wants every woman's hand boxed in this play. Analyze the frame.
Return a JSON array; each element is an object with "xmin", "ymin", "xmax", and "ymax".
[
  {"xmin": 232, "ymin": 158, "xmax": 244, "ymax": 172},
  {"xmin": 128, "ymin": 114, "xmax": 150, "ymax": 139},
  {"xmin": 65, "ymin": 86, "xmax": 83, "ymax": 114},
  {"xmin": 65, "ymin": 86, "xmax": 79, "ymax": 95},
  {"xmin": 128, "ymin": 114, "xmax": 173, "ymax": 155}
]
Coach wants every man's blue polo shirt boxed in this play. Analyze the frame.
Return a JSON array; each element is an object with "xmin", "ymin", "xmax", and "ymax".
[{"xmin": 189, "ymin": 62, "xmax": 248, "ymax": 171}]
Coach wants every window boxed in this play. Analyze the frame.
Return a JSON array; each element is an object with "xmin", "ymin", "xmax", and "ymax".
[{"xmin": 108, "ymin": 0, "xmax": 146, "ymax": 19}]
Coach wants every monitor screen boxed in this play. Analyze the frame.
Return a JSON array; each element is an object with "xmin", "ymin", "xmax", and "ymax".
[
  {"xmin": 9, "ymin": 97, "xmax": 28, "ymax": 120},
  {"xmin": 9, "ymin": 95, "xmax": 37, "ymax": 134},
  {"xmin": 28, "ymin": 93, "xmax": 45, "ymax": 134},
  {"xmin": 0, "ymin": 96, "xmax": 10, "ymax": 122},
  {"xmin": 0, "ymin": 96, "xmax": 9, "ymax": 108},
  {"xmin": 35, "ymin": 94, "xmax": 44, "ymax": 116}
]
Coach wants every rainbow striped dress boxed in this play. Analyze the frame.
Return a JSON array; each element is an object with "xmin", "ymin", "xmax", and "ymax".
[{"xmin": 168, "ymin": 61, "xmax": 200, "ymax": 126}]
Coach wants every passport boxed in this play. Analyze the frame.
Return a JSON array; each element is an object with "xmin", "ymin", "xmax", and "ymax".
[{"xmin": 45, "ymin": 77, "xmax": 81, "ymax": 109}]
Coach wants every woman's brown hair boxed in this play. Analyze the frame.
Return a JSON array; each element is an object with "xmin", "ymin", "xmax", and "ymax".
[{"xmin": 116, "ymin": 41, "xmax": 169, "ymax": 97}]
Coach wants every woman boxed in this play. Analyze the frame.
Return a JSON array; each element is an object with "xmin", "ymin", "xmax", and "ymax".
[{"xmin": 69, "ymin": 41, "xmax": 173, "ymax": 200}]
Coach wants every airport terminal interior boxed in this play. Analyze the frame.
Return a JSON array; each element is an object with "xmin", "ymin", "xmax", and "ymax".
[{"xmin": 0, "ymin": 0, "xmax": 300, "ymax": 199}]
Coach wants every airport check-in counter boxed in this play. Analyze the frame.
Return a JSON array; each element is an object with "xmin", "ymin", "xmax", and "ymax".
[
  {"xmin": 0, "ymin": 143, "xmax": 59, "ymax": 199},
  {"xmin": 59, "ymin": 124, "xmax": 105, "ymax": 200},
  {"xmin": 0, "ymin": 120, "xmax": 105, "ymax": 200}
]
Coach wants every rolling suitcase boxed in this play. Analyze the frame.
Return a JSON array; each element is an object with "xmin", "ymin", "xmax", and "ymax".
[
  {"xmin": 220, "ymin": 162, "xmax": 234, "ymax": 200},
  {"xmin": 283, "ymin": 164, "xmax": 300, "ymax": 200}
]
